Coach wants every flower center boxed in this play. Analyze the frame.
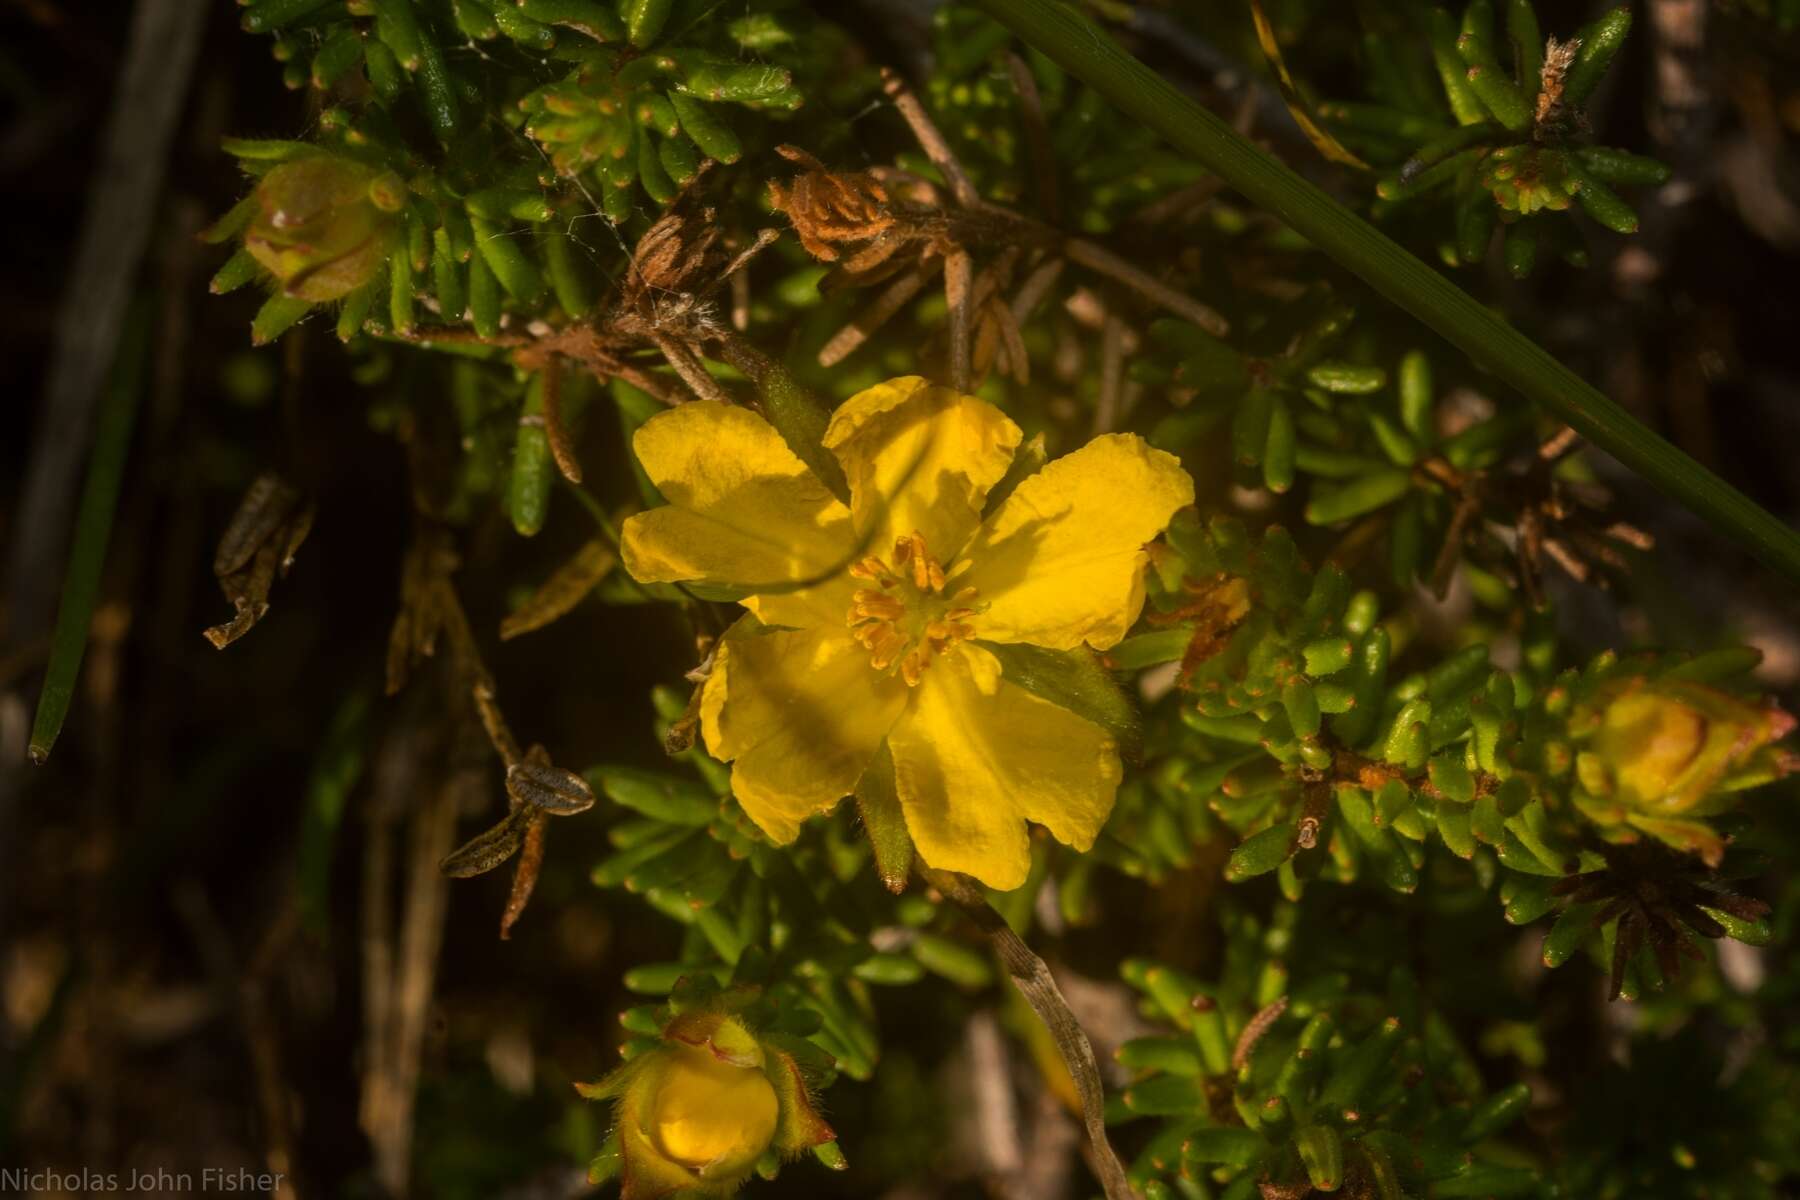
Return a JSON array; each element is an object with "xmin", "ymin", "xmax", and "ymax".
[{"xmin": 847, "ymin": 531, "xmax": 981, "ymax": 686}]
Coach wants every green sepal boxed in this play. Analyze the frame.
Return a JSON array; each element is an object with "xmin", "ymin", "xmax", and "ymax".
[
  {"xmin": 765, "ymin": 1045, "xmax": 835, "ymax": 1155},
  {"xmin": 980, "ymin": 641, "xmax": 1141, "ymax": 762},
  {"xmin": 756, "ymin": 357, "xmax": 848, "ymax": 502},
  {"xmin": 251, "ymin": 294, "xmax": 312, "ymax": 345},
  {"xmin": 854, "ymin": 743, "xmax": 913, "ymax": 893},
  {"xmin": 211, "ymin": 247, "xmax": 261, "ymax": 295}
]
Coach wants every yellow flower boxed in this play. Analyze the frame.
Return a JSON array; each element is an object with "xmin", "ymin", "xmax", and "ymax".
[
  {"xmin": 578, "ymin": 1007, "xmax": 834, "ymax": 1200},
  {"xmin": 621, "ymin": 376, "xmax": 1194, "ymax": 889},
  {"xmin": 1575, "ymin": 679, "xmax": 1795, "ymax": 817},
  {"xmin": 646, "ymin": 1040, "xmax": 779, "ymax": 1175},
  {"xmin": 1570, "ymin": 676, "xmax": 1797, "ymax": 866}
]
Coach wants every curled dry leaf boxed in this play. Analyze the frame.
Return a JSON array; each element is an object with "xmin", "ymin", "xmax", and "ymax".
[
  {"xmin": 499, "ymin": 539, "xmax": 617, "ymax": 641},
  {"xmin": 205, "ymin": 472, "xmax": 314, "ymax": 649},
  {"xmin": 440, "ymin": 807, "xmax": 531, "ymax": 878}
]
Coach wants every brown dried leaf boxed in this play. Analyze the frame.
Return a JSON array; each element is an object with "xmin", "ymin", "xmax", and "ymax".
[
  {"xmin": 498, "ymin": 540, "xmax": 616, "ymax": 641},
  {"xmin": 206, "ymin": 474, "xmax": 312, "ymax": 650},
  {"xmin": 507, "ymin": 759, "xmax": 595, "ymax": 815},
  {"xmin": 440, "ymin": 808, "xmax": 530, "ymax": 878},
  {"xmin": 499, "ymin": 814, "xmax": 547, "ymax": 940},
  {"xmin": 213, "ymin": 473, "xmax": 301, "ymax": 577},
  {"xmin": 205, "ymin": 538, "xmax": 281, "ymax": 650}
]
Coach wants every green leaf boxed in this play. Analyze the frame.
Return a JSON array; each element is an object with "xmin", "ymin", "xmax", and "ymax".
[
  {"xmin": 1564, "ymin": 6, "xmax": 1633, "ymax": 108},
  {"xmin": 1182, "ymin": 1126, "xmax": 1265, "ymax": 1169},
  {"xmin": 1296, "ymin": 1125, "xmax": 1345, "ymax": 1192},
  {"xmin": 298, "ymin": 688, "xmax": 374, "ymax": 938},
  {"xmin": 1226, "ymin": 821, "xmax": 1298, "ymax": 881},
  {"xmin": 30, "ymin": 303, "xmax": 151, "ymax": 763},
  {"xmin": 590, "ymin": 766, "xmax": 716, "ymax": 825},
  {"xmin": 1462, "ymin": 1082, "xmax": 1531, "ymax": 1142},
  {"xmin": 1305, "ymin": 469, "xmax": 1411, "ymax": 525},
  {"xmin": 510, "ymin": 373, "xmax": 553, "ymax": 536}
]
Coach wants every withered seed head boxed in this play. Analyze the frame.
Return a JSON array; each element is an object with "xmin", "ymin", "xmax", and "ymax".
[
  {"xmin": 769, "ymin": 144, "xmax": 898, "ymax": 264},
  {"xmin": 630, "ymin": 207, "xmax": 726, "ymax": 296},
  {"xmin": 1535, "ymin": 37, "xmax": 1582, "ymax": 129}
]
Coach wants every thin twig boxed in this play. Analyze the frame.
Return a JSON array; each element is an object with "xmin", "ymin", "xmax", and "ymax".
[
  {"xmin": 925, "ymin": 868, "xmax": 1137, "ymax": 1200},
  {"xmin": 1134, "ymin": 177, "xmax": 1226, "ymax": 229},
  {"xmin": 372, "ymin": 782, "xmax": 458, "ymax": 1195},
  {"xmin": 945, "ymin": 247, "xmax": 975, "ymax": 392},
  {"xmin": 1538, "ymin": 425, "xmax": 1581, "ymax": 462},
  {"xmin": 652, "ymin": 333, "xmax": 732, "ymax": 404},
  {"xmin": 719, "ymin": 227, "xmax": 783, "ymax": 285},
  {"xmin": 540, "ymin": 356, "xmax": 583, "ymax": 484},
  {"xmin": 882, "ymin": 67, "xmax": 981, "ymax": 210},
  {"xmin": 730, "ymin": 269, "xmax": 750, "ymax": 332},
  {"xmin": 820, "ymin": 262, "xmax": 940, "ymax": 367},
  {"xmin": 1431, "ymin": 492, "xmax": 1483, "ymax": 599},
  {"xmin": 1063, "ymin": 237, "xmax": 1229, "ymax": 336},
  {"xmin": 173, "ymin": 884, "xmax": 302, "ymax": 1200},
  {"xmin": 1095, "ymin": 313, "xmax": 1126, "ymax": 435},
  {"xmin": 1232, "ymin": 996, "xmax": 1289, "ymax": 1070},
  {"xmin": 1006, "ymin": 52, "xmax": 1061, "ymax": 224},
  {"xmin": 610, "ymin": 360, "xmax": 685, "ymax": 407},
  {"xmin": 474, "ymin": 678, "xmax": 522, "ymax": 767},
  {"xmin": 1011, "ymin": 256, "xmax": 1066, "ymax": 327}
]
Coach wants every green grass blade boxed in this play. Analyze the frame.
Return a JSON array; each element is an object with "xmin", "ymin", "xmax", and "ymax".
[
  {"xmin": 298, "ymin": 686, "xmax": 375, "ymax": 939},
  {"xmin": 28, "ymin": 302, "xmax": 151, "ymax": 764},
  {"xmin": 975, "ymin": 0, "xmax": 1800, "ymax": 584}
]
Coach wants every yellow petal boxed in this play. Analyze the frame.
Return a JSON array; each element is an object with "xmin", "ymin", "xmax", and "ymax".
[
  {"xmin": 887, "ymin": 644, "xmax": 1120, "ymax": 890},
  {"xmin": 622, "ymin": 402, "xmax": 853, "ymax": 598},
  {"xmin": 700, "ymin": 617, "xmax": 907, "ymax": 843},
  {"xmin": 822, "ymin": 376, "xmax": 1021, "ymax": 558},
  {"xmin": 955, "ymin": 433, "xmax": 1194, "ymax": 651},
  {"xmin": 740, "ymin": 575, "xmax": 857, "ymax": 630},
  {"xmin": 649, "ymin": 1045, "xmax": 779, "ymax": 1175}
]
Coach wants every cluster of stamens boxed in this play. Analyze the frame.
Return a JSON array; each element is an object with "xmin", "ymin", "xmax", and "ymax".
[{"xmin": 847, "ymin": 532, "xmax": 980, "ymax": 686}]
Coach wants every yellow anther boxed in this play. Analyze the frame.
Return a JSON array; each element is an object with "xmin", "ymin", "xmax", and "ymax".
[
  {"xmin": 846, "ymin": 531, "xmax": 983, "ymax": 686},
  {"xmin": 849, "ymin": 555, "xmax": 894, "ymax": 584}
]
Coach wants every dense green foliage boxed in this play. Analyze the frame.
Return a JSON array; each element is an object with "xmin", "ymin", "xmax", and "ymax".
[{"xmin": 196, "ymin": 1, "xmax": 1800, "ymax": 1196}]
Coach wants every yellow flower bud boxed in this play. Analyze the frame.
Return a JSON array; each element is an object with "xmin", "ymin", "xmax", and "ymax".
[
  {"xmin": 647, "ymin": 1041, "xmax": 779, "ymax": 1174},
  {"xmin": 1579, "ymin": 680, "xmax": 1793, "ymax": 817},
  {"xmin": 579, "ymin": 1007, "xmax": 833, "ymax": 1200},
  {"xmin": 243, "ymin": 155, "xmax": 397, "ymax": 302}
]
